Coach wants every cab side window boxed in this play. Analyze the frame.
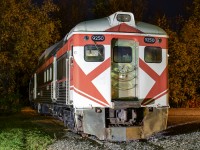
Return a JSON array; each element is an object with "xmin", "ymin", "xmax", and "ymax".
[
  {"xmin": 144, "ymin": 46, "xmax": 162, "ymax": 63},
  {"xmin": 84, "ymin": 45, "xmax": 104, "ymax": 62}
]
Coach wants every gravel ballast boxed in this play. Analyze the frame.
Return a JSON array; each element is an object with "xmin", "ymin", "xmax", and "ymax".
[{"xmin": 47, "ymin": 121, "xmax": 200, "ymax": 150}]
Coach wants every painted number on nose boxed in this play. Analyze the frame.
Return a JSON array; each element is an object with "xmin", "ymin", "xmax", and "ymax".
[
  {"xmin": 92, "ymin": 35, "xmax": 105, "ymax": 42},
  {"xmin": 144, "ymin": 37, "xmax": 156, "ymax": 44}
]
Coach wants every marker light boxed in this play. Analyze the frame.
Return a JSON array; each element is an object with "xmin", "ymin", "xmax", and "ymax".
[{"xmin": 116, "ymin": 14, "xmax": 131, "ymax": 22}]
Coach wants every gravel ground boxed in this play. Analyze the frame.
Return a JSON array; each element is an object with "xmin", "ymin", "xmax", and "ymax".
[{"xmin": 47, "ymin": 121, "xmax": 200, "ymax": 150}]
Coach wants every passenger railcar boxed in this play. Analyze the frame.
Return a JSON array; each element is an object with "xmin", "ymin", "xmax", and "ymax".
[{"xmin": 29, "ymin": 12, "xmax": 169, "ymax": 141}]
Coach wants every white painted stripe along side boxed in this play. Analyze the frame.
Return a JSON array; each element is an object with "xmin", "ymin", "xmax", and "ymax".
[{"xmin": 73, "ymin": 86, "xmax": 109, "ymax": 107}]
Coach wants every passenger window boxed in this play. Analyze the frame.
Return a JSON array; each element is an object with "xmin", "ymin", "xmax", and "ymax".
[
  {"xmin": 50, "ymin": 67, "xmax": 52, "ymax": 81},
  {"xmin": 144, "ymin": 47, "xmax": 162, "ymax": 63},
  {"xmin": 84, "ymin": 45, "xmax": 104, "ymax": 62},
  {"xmin": 44, "ymin": 71, "xmax": 46, "ymax": 83},
  {"xmin": 113, "ymin": 46, "xmax": 132, "ymax": 63},
  {"xmin": 47, "ymin": 69, "xmax": 49, "ymax": 81}
]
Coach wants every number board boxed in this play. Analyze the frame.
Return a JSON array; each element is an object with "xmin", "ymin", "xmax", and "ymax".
[
  {"xmin": 144, "ymin": 37, "xmax": 156, "ymax": 44},
  {"xmin": 91, "ymin": 35, "xmax": 105, "ymax": 42}
]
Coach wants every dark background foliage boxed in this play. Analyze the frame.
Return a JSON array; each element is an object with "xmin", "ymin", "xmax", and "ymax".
[{"xmin": 0, "ymin": 0, "xmax": 199, "ymax": 112}]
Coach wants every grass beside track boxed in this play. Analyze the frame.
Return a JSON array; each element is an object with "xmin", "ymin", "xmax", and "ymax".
[{"xmin": 0, "ymin": 107, "xmax": 65, "ymax": 150}]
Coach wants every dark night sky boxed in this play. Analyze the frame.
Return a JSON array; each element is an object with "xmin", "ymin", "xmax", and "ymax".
[
  {"xmin": 89, "ymin": 0, "xmax": 192, "ymax": 22},
  {"xmin": 35, "ymin": 0, "xmax": 192, "ymax": 21},
  {"xmin": 146, "ymin": 0, "xmax": 192, "ymax": 18}
]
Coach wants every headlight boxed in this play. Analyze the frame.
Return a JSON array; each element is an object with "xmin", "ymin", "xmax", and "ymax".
[{"xmin": 116, "ymin": 14, "xmax": 131, "ymax": 22}]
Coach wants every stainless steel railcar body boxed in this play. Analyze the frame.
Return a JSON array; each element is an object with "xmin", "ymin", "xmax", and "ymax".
[{"xmin": 29, "ymin": 12, "xmax": 169, "ymax": 141}]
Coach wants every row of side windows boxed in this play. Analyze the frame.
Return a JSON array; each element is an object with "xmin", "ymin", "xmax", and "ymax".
[
  {"xmin": 37, "ymin": 66, "xmax": 53, "ymax": 86},
  {"xmin": 44, "ymin": 66, "xmax": 53, "ymax": 83},
  {"xmin": 38, "ymin": 54, "xmax": 69, "ymax": 85}
]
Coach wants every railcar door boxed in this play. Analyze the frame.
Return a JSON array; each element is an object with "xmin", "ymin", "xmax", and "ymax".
[
  {"xmin": 66, "ymin": 48, "xmax": 73, "ymax": 105},
  {"xmin": 111, "ymin": 39, "xmax": 138, "ymax": 101},
  {"xmin": 54, "ymin": 46, "xmax": 73, "ymax": 105}
]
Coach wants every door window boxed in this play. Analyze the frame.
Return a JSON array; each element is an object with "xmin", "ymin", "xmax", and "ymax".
[{"xmin": 113, "ymin": 46, "xmax": 132, "ymax": 63}]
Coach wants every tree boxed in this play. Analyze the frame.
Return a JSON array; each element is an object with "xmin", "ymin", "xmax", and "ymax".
[
  {"xmin": 156, "ymin": 0, "xmax": 200, "ymax": 107},
  {"xmin": 179, "ymin": 0, "xmax": 200, "ymax": 107},
  {"xmin": 0, "ymin": 0, "xmax": 60, "ymax": 111}
]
